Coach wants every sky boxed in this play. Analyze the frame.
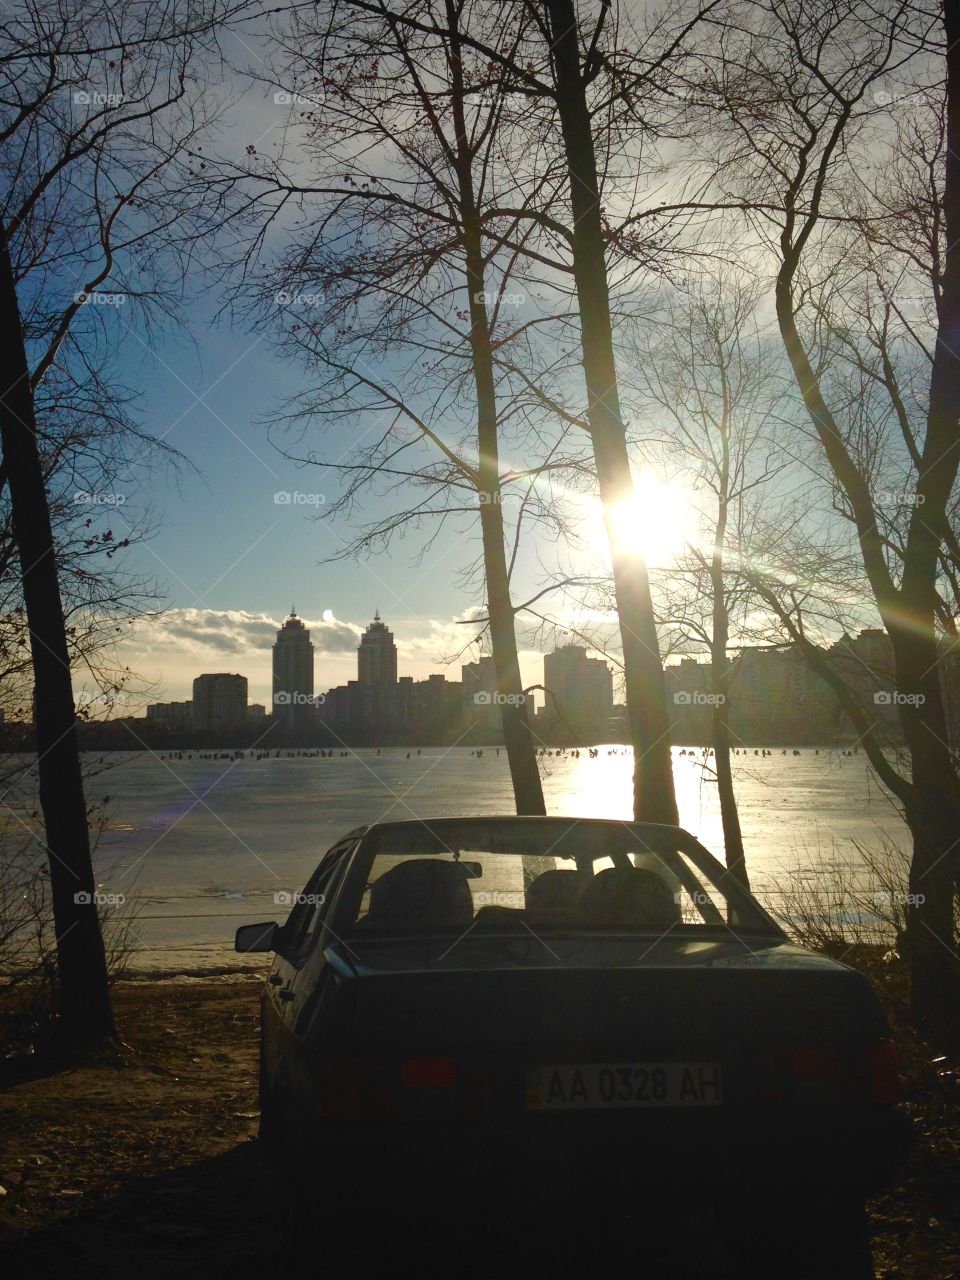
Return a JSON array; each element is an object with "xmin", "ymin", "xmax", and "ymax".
[
  {"xmin": 56, "ymin": 38, "xmax": 614, "ymax": 715},
  {"xmin": 39, "ymin": 9, "xmax": 888, "ymax": 717},
  {"xmin": 93, "ymin": 290, "xmax": 557, "ymax": 712}
]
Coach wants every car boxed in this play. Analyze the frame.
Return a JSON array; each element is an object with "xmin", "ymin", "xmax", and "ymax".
[{"xmin": 236, "ymin": 815, "xmax": 909, "ymax": 1277}]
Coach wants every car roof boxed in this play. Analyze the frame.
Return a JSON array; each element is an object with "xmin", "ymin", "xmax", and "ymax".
[
  {"xmin": 341, "ymin": 816, "xmax": 708, "ymax": 860},
  {"xmin": 346, "ymin": 816, "xmax": 697, "ymax": 841}
]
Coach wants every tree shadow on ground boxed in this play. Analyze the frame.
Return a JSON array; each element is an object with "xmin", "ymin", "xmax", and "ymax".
[
  {"xmin": 4, "ymin": 1142, "xmax": 287, "ymax": 1279},
  {"xmin": 3, "ymin": 1137, "xmax": 742, "ymax": 1280}
]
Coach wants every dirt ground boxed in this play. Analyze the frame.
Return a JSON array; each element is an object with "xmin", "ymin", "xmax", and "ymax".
[{"xmin": 0, "ymin": 977, "xmax": 958, "ymax": 1278}]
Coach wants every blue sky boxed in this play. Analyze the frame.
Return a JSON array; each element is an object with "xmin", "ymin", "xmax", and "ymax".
[{"xmin": 101, "ymin": 291, "xmax": 554, "ymax": 710}]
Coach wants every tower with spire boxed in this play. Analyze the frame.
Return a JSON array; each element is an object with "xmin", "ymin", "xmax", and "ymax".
[
  {"xmin": 272, "ymin": 608, "xmax": 315, "ymax": 730},
  {"xmin": 357, "ymin": 610, "xmax": 398, "ymax": 687}
]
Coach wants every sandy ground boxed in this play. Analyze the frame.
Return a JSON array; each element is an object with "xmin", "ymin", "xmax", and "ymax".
[{"xmin": 0, "ymin": 978, "xmax": 958, "ymax": 1278}]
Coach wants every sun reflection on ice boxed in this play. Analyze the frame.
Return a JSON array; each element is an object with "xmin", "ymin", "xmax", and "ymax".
[{"xmin": 545, "ymin": 747, "xmax": 724, "ymax": 845}]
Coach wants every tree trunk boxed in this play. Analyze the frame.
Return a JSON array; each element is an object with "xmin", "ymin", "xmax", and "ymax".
[
  {"xmin": 709, "ymin": 397, "xmax": 748, "ymax": 888},
  {"xmin": 894, "ymin": 0, "xmax": 960, "ymax": 1031},
  {"xmin": 711, "ymin": 636, "xmax": 748, "ymax": 892},
  {"xmin": 543, "ymin": 0, "xmax": 677, "ymax": 825},
  {"xmin": 902, "ymin": 784, "xmax": 959, "ymax": 1040},
  {"xmin": 892, "ymin": 617, "xmax": 960, "ymax": 1033},
  {"xmin": 479, "ymin": 497, "xmax": 547, "ymax": 815},
  {"xmin": 0, "ymin": 225, "xmax": 114, "ymax": 1053},
  {"xmin": 447, "ymin": 0, "xmax": 545, "ymax": 815},
  {"xmin": 712, "ymin": 701, "xmax": 748, "ymax": 889}
]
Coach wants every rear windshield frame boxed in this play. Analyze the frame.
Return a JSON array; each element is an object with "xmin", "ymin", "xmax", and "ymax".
[{"xmin": 328, "ymin": 818, "xmax": 784, "ymax": 940}]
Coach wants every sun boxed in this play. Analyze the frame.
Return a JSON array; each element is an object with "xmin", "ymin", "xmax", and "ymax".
[{"xmin": 602, "ymin": 476, "xmax": 698, "ymax": 567}]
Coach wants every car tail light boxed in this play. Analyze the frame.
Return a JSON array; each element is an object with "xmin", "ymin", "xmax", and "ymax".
[
  {"xmin": 787, "ymin": 1039, "xmax": 900, "ymax": 1105},
  {"xmin": 319, "ymin": 1057, "xmax": 363, "ymax": 1121},
  {"xmin": 319, "ymin": 1057, "xmax": 467, "ymax": 1123},
  {"xmin": 865, "ymin": 1040, "xmax": 901, "ymax": 1104},
  {"xmin": 790, "ymin": 1045, "xmax": 840, "ymax": 1080},
  {"xmin": 401, "ymin": 1057, "xmax": 457, "ymax": 1089}
]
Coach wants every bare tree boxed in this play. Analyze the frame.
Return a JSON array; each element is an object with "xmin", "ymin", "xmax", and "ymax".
[
  {"xmin": 214, "ymin": 0, "xmax": 614, "ymax": 812},
  {"xmin": 313, "ymin": 0, "xmax": 729, "ymax": 823},
  {"xmin": 691, "ymin": 0, "xmax": 959, "ymax": 1027},
  {"xmin": 498, "ymin": 0, "xmax": 679, "ymax": 823},
  {"xmin": 0, "ymin": 0, "xmax": 245, "ymax": 1053},
  {"xmin": 625, "ymin": 270, "xmax": 795, "ymax": 886}
]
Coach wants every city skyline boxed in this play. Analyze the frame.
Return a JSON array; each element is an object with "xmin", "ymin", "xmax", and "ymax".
[
  {"xmin": 114, "ymin": 605, "xmax": 925, "ymax": 733},
  {"xmin": 137, "ymin": 611, "xmax": 620, "ymax": 744},
  {"xmin": 137, "ymin": 617, "xmax": 953, "ymax": 751},
  {"xmin": 112, "ymin": 603, "xmax": 610, "ymax": 718},
  {"xmin": 159, "ymin": 611, "xmax": 618, "ymax": 722}
]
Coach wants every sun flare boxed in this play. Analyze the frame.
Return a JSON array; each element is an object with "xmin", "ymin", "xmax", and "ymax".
[{"xmin": 601, "ymin": 477, "xmax": 698, "ymax": 567}]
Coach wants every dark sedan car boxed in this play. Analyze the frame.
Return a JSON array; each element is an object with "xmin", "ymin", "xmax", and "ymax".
[{"xmin": 237, "ymin": 816, "xmax": 909, "ymax": 1277}]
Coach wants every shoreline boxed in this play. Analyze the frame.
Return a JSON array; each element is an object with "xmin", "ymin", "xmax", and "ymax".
[{"xmin": 114, "ymin": 966, "xmax": 267, "ymax": 982}]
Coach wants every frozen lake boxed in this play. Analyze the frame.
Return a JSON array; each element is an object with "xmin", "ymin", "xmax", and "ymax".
[{"xmin": 4, "ymin": 745, "xmax": 912, "ymax": 971}]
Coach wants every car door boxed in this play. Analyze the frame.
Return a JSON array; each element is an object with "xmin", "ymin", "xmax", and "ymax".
[{"xmin": 268, "ymin": 841, "xmax": 357, "ymax": 1106}]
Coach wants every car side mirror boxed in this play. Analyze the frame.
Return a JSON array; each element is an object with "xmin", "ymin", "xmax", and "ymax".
[{"xmin": 235, "ymin": 921, "xmax": 279, "ymax": 953}]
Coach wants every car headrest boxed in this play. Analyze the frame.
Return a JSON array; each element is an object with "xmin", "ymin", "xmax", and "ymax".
[
  {"xmin": 366, "ymin": 858, "xmax": 475, "ymax": 930},
  {"xmin": 526, "ymin": 869, "xmax": 585, "ymax": 914},
  {"xmin": 581, "ymin": 867, "xmax": 681, "ymax": 929}
]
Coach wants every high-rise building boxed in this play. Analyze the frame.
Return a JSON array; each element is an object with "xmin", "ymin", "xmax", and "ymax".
[
  {"xmin": 191, "ymin": 674, "xmax": 248, "ymax": 732},
  {"xmin": 726, "ymin": 647, "xmax": 839, "ymax": 743},
  {"xmin": 461, "ymin": 655, "xmax": 499, "ymax": 729},
  {"xmin": 543, "ymin": 646, "xmax": 614, "ymax": 739},
  {"xmin": 461, "ymin": 656, "xmax": 498, "ymax": 701},
  {"xmin": 358, "ymin": 610, "xmax": 398, "ymax": 687},
  {"xmin": 664, "ymin": 658, "xmax": 715, "ymax": 743},
  {"xmin": 272, "ymin": 609, "xmax": 315, "ymax": 729},
  {"xmin": 146, "ymin": 701, "xmax": 193, "ymax": 722}
]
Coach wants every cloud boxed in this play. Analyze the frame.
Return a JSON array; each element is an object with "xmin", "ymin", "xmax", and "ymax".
[
  {"xmin": 308, "ymin": 616, "xmax": 365, "ymax": 654},
  {"xmin": 388, "ymin": 615, "xmax": 479, "ymax": 666},
  {"xmin": 154, "ymin": 609, "xmax": 276, "ymax": 655},
  {"xmin": 125, "ymin": 608, "xmax": 362, "ymax": 659}
]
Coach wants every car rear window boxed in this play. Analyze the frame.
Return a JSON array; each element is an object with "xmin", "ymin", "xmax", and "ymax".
[{"xmin": 338, "ymin": 821, "xmax": 771, "ymax": 935}]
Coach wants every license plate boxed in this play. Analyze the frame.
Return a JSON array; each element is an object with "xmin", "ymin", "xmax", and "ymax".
[{"xmin": 527, "ymin": 1062, "xmax": 722, "ymax": 1109}]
